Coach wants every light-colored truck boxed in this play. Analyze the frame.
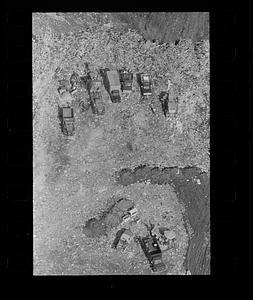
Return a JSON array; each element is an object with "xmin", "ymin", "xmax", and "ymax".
[{"xmin": 106, "ymin": 70, "xmax": 121, "ymax": 103}]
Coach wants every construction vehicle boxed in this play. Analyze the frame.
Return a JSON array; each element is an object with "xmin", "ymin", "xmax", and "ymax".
[
  {"xmin": 119, "ymin": 69, "xmax": 133, "ymax": 92},
  {"xmin": 106, "ymin": 70, "xmax": 121, "ymax": 103},
  {"xmin": 112, "ymin": 228, "xmax": 134, "ymax": 251},
  {"xmin": 137, "ymin": 235, "xmax": 166, "ymax": 273},
  {"xmin": 138, "ymin": 74, "xmax": 152, "ymax": 96},
  {"xmin": 58, "ymin": 105, "xmax": 75, "ymax": 136}
]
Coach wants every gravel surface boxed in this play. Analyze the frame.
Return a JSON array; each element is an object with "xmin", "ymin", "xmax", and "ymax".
[{"xmin": 33, "ymin": 13, "xmax": 209, "ymax": 275}]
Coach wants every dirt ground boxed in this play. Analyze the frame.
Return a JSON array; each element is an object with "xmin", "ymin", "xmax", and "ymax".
[
  {"xmin": 116, "ymin": 166, "xmax": 210, "ymax": 274},
  {"xmin": 33, "ymin": 13, "xmax": 210, "ymax": 275}
]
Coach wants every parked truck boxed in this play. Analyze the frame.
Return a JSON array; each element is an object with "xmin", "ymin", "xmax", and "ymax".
[
  {"xmin": 106, "ymin": 70, "xmax": 121, "ymax": 103},
  {"xmin": 138, "ymin": 73, "xmax": 152, "ymax": 96},
  {"xmin": 90, "ymin": 90, "xmax": 105, "ymax": 115},
  {"xmin": 119, "ymin": 69, "xmax": 133, "ymax": 92},
  {"xmin": 58, "ymin": 105, "xmax": 75, "ymax": 136}
]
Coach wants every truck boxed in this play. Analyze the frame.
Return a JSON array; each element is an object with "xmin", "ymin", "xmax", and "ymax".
[
  {"xmin": 138, "ymin": 235, "xmax": 166, "ymax": 273},
  {"xmin": 159, "ymin": 92, "xmax": 178, "ymax": 116},
  {"xmin": 90, "ymin": 90, "xmax": 105, "ymax": 115},
  {"xmin": 106, "ymin": 70, "xmax": 121, "ymax": 103},
  {"xmin": 58, "ymin": 105, "xmax": 75, "ymax": 136},
  {"xmin": 138, "ymin": 74, "xmax": 152, "ymax": 96},
  {"xmin": 119, "ymin": 70, "xmax": 133, "ymax": 92}
]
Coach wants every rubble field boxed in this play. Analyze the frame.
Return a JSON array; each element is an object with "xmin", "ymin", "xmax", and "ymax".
[{"xmin": 33, "ymin": 13, "xmax": 209, "ymax": 275}]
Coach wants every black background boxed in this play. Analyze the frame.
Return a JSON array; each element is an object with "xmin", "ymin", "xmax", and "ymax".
[{"xmin": 3, "ymin": 0, "xmax": 252, "ymax": 296}]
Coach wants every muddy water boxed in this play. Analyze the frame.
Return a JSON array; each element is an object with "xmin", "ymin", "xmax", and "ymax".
[{"xmin": 115, "ymin": 165, "xmax": 210, "ymax": 274}]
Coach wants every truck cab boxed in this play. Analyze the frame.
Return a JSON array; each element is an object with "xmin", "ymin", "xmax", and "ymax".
[
  {"xmin": 58, "ymin": 105, "xmax": 75, "ymax": 136},
  {"xmin": 106, "ymin": 70, "xmax": 121, "ymax": 103}
]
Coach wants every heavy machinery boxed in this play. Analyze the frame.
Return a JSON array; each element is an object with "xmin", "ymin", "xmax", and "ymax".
[
  {"xmin": 119, "ymin": 69, "xmax": 133, "ymax": 92},
  {"xmin": 106, "ymin": 70, "xmax": 121, "ymax": 103},
  {"xmin": 58, "ymin": 105, "xmax": 75, "ymax": 136},
  {"xmin": 137, "ymin": 235, "xmax": 166, "ymax": 273},
  {"xmin": 138, "ymin": 73, "xmax": 152, "ymax": 96}
]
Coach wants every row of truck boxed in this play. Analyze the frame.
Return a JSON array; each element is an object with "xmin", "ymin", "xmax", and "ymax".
[{"xmin": 57, "ymin": 68, "xmax": 178, "ymax": 136}]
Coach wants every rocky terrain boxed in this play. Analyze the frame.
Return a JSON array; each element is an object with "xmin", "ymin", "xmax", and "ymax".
[{"xmin": 33, "ymin": 12, "xmax": 210, "ymax": 275}]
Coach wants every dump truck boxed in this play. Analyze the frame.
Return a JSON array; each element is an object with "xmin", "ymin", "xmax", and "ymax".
[
  {"xmin": 119, "ymin": 70, "xmax": 133, "ymax": 92},
  {"xmin": 58, "ymin": 105, "xmax": 75, "ymax": 136},
  {"xmin": 106, "ymin": 70, "xmax": 121, "ymax": 102},
  {"xmin": 138, "ymin": 235, "xmax": 166, "ymax": 273},
  {"xmin": 138, "ymin": 74, "xmax": 152, "ymax": 96}
]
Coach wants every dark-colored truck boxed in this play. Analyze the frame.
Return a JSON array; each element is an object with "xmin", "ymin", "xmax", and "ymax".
[
  {"xmin": 119, "ymin": 70, "xmax": 133, "ymax": 92},
  {"xmin": 58, "ymin": 105, "xmax": 75, "ymax": 136},
  {"xmin": 138, "ymin": 235, "xmax": 166, "ymax": 273},
  {"xmin": 138, "ymin": 74, "xmax": 152, "ymax": 96}
]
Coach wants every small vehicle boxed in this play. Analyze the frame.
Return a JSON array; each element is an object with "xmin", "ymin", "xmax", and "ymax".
[
  {"xmin": 106, "ymin": 70, "xmax": 121, "ymax": 103},
  {"xmin": 58, "ymin": 105, "xmax": 75, "ymax": 136},
  {"xmin": 159, "ymin": 92, "xmax": 178, "ymax": 116},
  {"xmin": 119, "ymin": 70, "xmax": 133, "ymax": 92},
  {"xmin": 138, "ymin": 235, "xmax": 166, "ymax": 273},
  {"xmin": 139, "ymin": 74, "xmax": 152, "ymax": 96},
  {"xmin": 168, "ymin": 96, "xmax": 178, "ymax": 115},
  {"xmin": 89, "ymin": 90, "xmax": 105, "ymax": 115},
  {"xmin": 112, "ymin": 228, "xmax": 133, "ymax": 250},
  {"xmin": 121, "ymin": 206, "xmax": 138, "ymax": 224}
]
